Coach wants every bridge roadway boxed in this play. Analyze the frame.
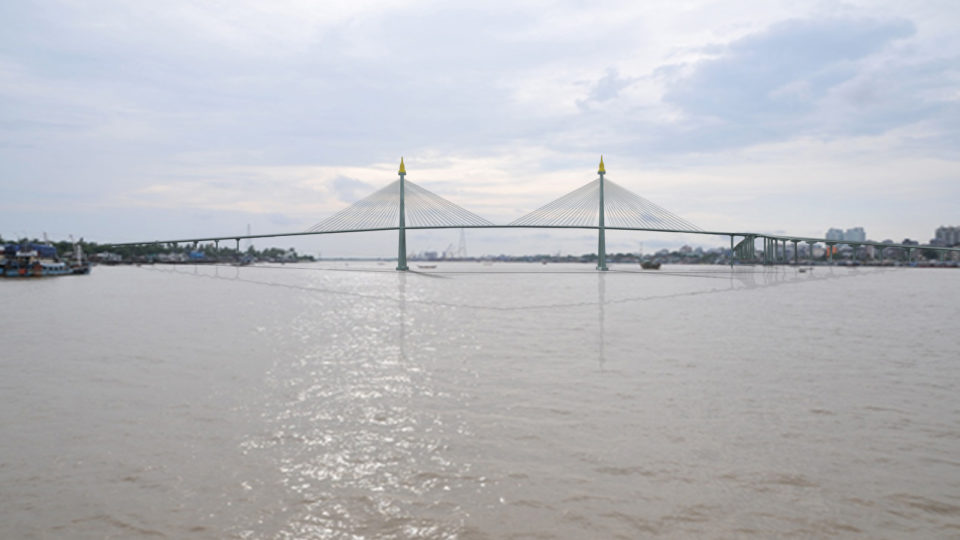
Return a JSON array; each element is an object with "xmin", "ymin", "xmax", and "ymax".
[{"xmin": 106, "ymin": 224, "xmax": 960, "ymax": 265}]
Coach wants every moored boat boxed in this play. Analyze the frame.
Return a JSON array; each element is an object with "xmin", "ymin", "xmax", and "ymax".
[{"xmin": 2, "ymin": 243, "xmax": 90, "ymax": 277}]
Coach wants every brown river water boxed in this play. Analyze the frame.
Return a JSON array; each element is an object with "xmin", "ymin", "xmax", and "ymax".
[{"xmin": 1, "ymin": 263, "xmax": 959, "ymax": 538}]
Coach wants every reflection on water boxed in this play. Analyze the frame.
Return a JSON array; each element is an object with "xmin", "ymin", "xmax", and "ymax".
[
  {"xmin": 155, "ymin": 263, "xmax": 884, "ymax": 377},
  {"xmin": 598, "ymin": 273, "xmax": 605, "ymax": 370},
  {"xmin": 150, "ymin": 262, "xmax": 891, "ymax": 312},
  {"xmin": 3, "ymin": 262, "xmax": 956, "ymax": 539}
]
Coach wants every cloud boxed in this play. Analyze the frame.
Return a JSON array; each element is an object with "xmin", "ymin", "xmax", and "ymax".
[
  {"xmin": 657, "ymin": 17, "xmax": 919, "ymax": 150},
  {"xmin": 576, "ymin": 68, "xmax": 638, "ymax": 110},
  {"xmin": 331, "ymin": 176, "xmax": 375, "ymax": 203},
  {"xmin": 2, "ymin": 2, "xmax": 959, "ymax": 251}
]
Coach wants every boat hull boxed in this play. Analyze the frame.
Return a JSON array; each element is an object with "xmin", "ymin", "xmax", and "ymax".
[{"xmin": 2, "ymin": 262, "xmax": 73, "ymax": 277}]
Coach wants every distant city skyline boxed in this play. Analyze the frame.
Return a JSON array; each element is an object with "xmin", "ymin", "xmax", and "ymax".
[{"xmin": 2, "ymin": 1, "xmax": 958, "ymax": 257}]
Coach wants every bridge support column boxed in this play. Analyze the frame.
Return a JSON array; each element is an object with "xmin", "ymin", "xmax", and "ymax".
[
  {"xmin": 793, "ymin": 241, "xmax": 798, "ymax": 265},
  {"xmin": 730, "ymin": 235, "xmax": 734, "ymax": 268},
  {"xmin": 597, "ymin": 157, "xmax": 608, "ymax": 271},
  {"xmin": 397, "ymin": 158, "xmax": 409, "ymax": 271}
]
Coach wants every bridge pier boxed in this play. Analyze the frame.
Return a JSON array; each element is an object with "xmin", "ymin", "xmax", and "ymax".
[{"xmin": 730, "ymin": 235, "xmax": 734, "ymax": 268}]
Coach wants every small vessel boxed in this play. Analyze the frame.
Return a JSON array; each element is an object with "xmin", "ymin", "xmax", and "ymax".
[
  {"xmin": 1, "ymin": 243, "xmax": 83, "ymax": 277},
  {"xmin": 417, "ymin": 264, "xmax": 437, "ymax": 269},
  {"xmin": 640, "ymin": 261, "xmax": 661, "ymax": 270},
  {"xmin": 69, "ymin": 241, "xmax": 91, "ymax": 274}
]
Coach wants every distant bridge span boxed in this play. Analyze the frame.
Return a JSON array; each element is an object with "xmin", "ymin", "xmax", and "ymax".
[{"xmin": 109, "ymin": 158, "xmax": 960, "ymax": 268}]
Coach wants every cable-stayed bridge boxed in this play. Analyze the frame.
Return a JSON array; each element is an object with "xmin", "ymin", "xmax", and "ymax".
[{"xmin": 110, "ymin": 158, "xmax": 960, "ymax": 269}]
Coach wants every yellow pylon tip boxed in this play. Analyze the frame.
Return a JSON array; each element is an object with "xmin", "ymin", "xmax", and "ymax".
[
  {"xmin": 598, "ymin": 155, "xmax": 605, "ymax": 174},
  {"xmin": 399, "ymin": 157, "xmax": 406, "ymax": 175}
]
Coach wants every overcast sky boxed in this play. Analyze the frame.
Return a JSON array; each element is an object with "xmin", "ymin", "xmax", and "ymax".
[{"xmin": 2, "ymin": 0, "xmax": 958, "ymax": 256}]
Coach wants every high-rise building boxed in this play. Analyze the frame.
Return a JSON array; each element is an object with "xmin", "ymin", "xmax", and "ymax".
[
  {"xmin": 935, "ymin": 226, "xmax": 959, "ymax": 247},
  {"xmin": 844, "ymin": 227, "xmax": 866, "ymax": 242},
  {"xmin": 825, "ymin": 227, "xmax": 866, "ymax": 242}
]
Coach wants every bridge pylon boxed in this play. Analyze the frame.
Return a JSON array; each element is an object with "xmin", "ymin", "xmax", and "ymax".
[
  {"xmin": 397, "ymin": 157, "xmax": 409, "ymax": 271},
  {"xmin": 597, "ymin": 156, "xmax": 608, "ymax": 271}
]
